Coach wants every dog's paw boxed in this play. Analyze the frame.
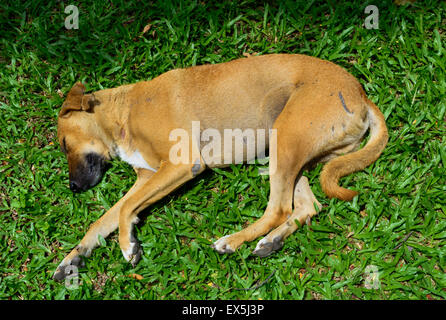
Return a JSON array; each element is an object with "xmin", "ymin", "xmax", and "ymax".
[
  {"xmin": 121, "ymin": 240, "xmax": 142, "ymax": 267},
  {"xmin": 211, "ymin": 235, "xmax": 236, "ymax": 254},
  {"xmin": 53, "ymin": 255, "xmax": 84, "ymax": 282},
  {"xmin": 252, "ymin": 236, "xmax": 284, "ymax": 257}
]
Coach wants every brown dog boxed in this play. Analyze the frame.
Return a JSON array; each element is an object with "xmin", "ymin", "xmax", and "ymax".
[{"xmin": 53, "ymin": 54, "xmax": 388, "ymax": 280}]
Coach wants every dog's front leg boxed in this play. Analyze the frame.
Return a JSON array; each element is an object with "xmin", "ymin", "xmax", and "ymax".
[
  {"xmin": 53, "ymin": 169, "xmax": 155, "ymax": 281},
  {"xmin": 118, "ymin": 160, "xmax": 204, "ymax": 265}
]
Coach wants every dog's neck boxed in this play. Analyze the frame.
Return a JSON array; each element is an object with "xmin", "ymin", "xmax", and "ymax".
[{"xmin": 92, "ymin": 84, "xmax": 138, "ymax": 158}]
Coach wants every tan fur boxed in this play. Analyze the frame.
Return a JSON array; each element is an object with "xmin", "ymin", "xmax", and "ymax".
[
  {"xmin": 320, "ymin": 99, "xmax": 388, "ymax": 200},
  {"xmin": 53, "ymin": 54, "xmax": 388, "ymax": 280}
]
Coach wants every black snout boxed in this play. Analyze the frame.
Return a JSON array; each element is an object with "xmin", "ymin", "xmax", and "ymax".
[
  {"xmin": 69, "ymin": 181, "xmax": 81, "ymax": 193},
  {"xmin": 69, "ymin": 152, "xmax": 108, "ymax": 193}
]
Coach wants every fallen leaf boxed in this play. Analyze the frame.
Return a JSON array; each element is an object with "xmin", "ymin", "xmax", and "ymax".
[
  {"xmin": 128, "ymin": 273, "xmax": 143, "ymax": 280},
  {"xmin": 142, "ymin": 23, "xmax": 152, "ymax": 34}
]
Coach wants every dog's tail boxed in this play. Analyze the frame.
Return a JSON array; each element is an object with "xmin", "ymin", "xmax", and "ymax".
[{"xmin": 320, "ymin": 99, "xmax": 388, "ymax": 201}]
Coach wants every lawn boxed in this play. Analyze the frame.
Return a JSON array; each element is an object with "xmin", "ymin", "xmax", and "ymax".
[{"xmin": 0, "ymin": 0, "xmax": 445, "ymax": 300}]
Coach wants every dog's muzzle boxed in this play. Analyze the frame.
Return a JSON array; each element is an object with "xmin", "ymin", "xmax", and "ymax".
[{"xmin": 69, "ymin": 152, "xmax": 107, "ymax": 192}]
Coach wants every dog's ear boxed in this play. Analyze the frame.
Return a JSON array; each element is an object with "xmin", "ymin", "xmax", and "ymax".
[
  {"xmin": 59, "ymin": 82, "xmax": 98, "ymax": 117},
  {"xmin": 81, "ymin": 93, "xmax": 98, "ymax": 112}
]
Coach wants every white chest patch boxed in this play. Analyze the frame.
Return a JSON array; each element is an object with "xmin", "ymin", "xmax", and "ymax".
[{"xmin": 116, "ymin": 147, "xmax": 157, "ymax": 172}]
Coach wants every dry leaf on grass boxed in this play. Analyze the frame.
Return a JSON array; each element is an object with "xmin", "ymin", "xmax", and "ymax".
[
  {"xmin": 142, "ymin": 23, "xmax": 152, "ymax": 34},
  {"xmin": 128, "ymin": 273, "xmax": 144, "ymax": 280}
]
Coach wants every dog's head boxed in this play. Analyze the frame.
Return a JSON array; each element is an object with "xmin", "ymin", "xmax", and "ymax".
[{"xmin": 57, "ymin": 82, "xmax": 110, "ymax": 192}]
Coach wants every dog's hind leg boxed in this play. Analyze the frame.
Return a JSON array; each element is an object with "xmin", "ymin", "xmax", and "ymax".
[
  {"xmin": 253, "ymin": 175, "xmax": 322, "ymax": 256},
  {"xmin": 212, "ymin": 95, "xmax": 311, "ymax": 254},
  {"xmin": 53, "ymin": 168, "xmax": 155, "ymax": 281},
  {"xmin": 212, "ymin": 164, "xmax": 300, "ymax": 254},
  {"xmin": 251, "ymin": 84, "xmax": 382, "ymax": 256}
]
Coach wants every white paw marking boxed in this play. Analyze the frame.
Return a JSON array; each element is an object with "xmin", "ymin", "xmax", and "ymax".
[
  {"xmin": 254, "ymin": 237, "xmax": 268, "ymax": 252},
  {"xmin": 212, "ymin": 235, "xmax": 235, "ymax": 253},
  {"xmin": 121, "ymin": 242, "xmax": 136, "ymax": 262}
]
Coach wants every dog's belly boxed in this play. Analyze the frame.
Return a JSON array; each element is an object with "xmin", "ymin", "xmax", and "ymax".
[
  {"xmin": 193, "ymin": 91, "xmax": 286, "ymax": 167},
  {"xmin": 195, "ymin": 91, "xmax": 283, "ymax": 167},
  {"xmin": 198, "ymin": 126, "xmax": 273, "ymax": 168}
]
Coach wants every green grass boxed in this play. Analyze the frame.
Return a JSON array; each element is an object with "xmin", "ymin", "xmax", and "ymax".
[{"xmin": 0, "ymin": 0, "xmax": 445, "ymax": 300}]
